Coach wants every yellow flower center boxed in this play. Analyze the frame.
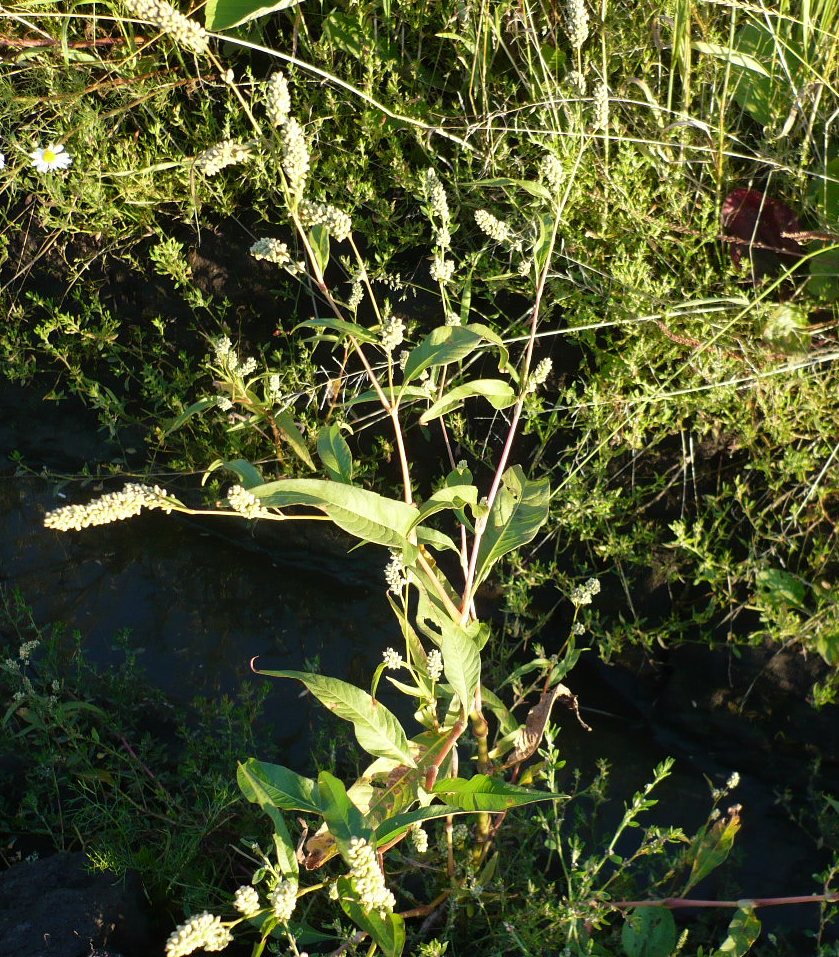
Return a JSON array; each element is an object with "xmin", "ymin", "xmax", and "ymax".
[{"xmin": 43, "ymin": 148, "xmax": 56, "ymax": 163}]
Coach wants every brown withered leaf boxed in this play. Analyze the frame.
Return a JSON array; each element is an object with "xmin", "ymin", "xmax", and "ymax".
[{"xmin": 502, "ymin": 683, "xmax": 591, "ymax": 770}]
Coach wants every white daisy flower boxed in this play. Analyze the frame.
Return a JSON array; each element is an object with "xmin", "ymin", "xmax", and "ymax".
[
  {"xmin": 0, "ymin": 153, "xmax": 5, "ymax": 170},
  {"xmin": 30, "ymin": 143, "xmax": 73, "ymax": 173}
]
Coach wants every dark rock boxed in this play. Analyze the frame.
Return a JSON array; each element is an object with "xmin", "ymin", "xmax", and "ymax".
[{"xmin": 0, "ymin": 852, "xmax": 152, "ymax": 957}]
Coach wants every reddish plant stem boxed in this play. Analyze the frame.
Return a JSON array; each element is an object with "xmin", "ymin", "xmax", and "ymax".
[
  {"xmin": 424, "ymin": 718, "xmax": 466, "ymax": 791},
  {"xmin": 611, "ymin": 893, "xmax": 839, "ymax": 910}
]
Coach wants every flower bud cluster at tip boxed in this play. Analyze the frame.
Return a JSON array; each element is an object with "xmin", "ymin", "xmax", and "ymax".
[
  {"xmin": 123, "ymin": 0, "xmax": 209, "ymax": 54},
  {"xmin": 426, "ymin": 649, "xmax": 443, "ymax": 682},
  {"xmin": 429, "ymin": 253, "xmax": 455, "ymax": 285},
  {"xmin": 527, "ymin": 357, "xmax": 553, "ymax": 393},
  {"xmin": 539, "ymin": 153, "xmax": 564, "ymax": 194},
  {"xmin": 422, "ymin": 168, "xmax": 450, "ymax": 227},
  {"xmin": 44, "ymin": 484, "xmax": 173, "ymax": 531},
  {"xmin": 347, "ymin": 281, "xmax": 364, "ymax": 312},
  {"xmin": 382, "ymin": 647, "xmax": 403, "ymax": 670},
  {"xmin": 592, "ymin": 80, "xmax": 609, "ymax": 131},
  {"xmin": 265, "ymin": 72, "xmax": 291, "ymax": 128},
  {"xmin": 410, "ymin": 824, "xmax": 429, "ymax": 853},
  {"xmin": 195, "ymin": 139, "xmax": 253, "ymax": 176},
  {"xmin": 227, "ymin": 485, "xmax": 271, "ymax": 519},
  {"xmin": 269, "ymin": 877, "xmax": 298, "ymax": 922},
  {"xmin": 475, "ymin": 209, "xmax": 511, "ymax": 245},
  {"xmin": 380, "ymin": 312, "xmax": 406, "ymax": 355},
  {"xmin": 563, "ymin": 0, "xmax": 589, "ymax": 49},
  {"xmin": 384, "ymin": 552, "xmax": 408, "ymax": 592},
  {"xmin": 570, "ymin": 576, "xmax": 600, "ymax": 606},
  {"xmin": 233, "ymin": 884, "xmax": 260, "ymax": 917},
  {"xmin": 281, "ymin": 118, "xmax": 310, "ymax": 197},
  {"xmin": 347, "ymin": 837, "xmax": 396, "ymax": 916},
  {"xmin": 212, "ymin": 336, "xmax": 257, "ymax": 377},
  {"xmin": 250, "ymin": 238, "xmax": 291, "ymax": 266},
  {"xmin": 298, "ymin": 200, "xmax": 353, "ymax": 242},
  {"xmin": 165, "ymin": 911, "xmax": 233, "ymax": 957}
]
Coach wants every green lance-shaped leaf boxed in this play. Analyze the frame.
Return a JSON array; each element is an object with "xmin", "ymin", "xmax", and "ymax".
[
  {"xmin": 374, "ymin": 803, "xmax": 473, "ymax": 846},
  {"xmin": 712, "ymin": 907, "xmax": 761, "ymax": 957},
  {"xmin": 337, "ymin": 877, "xmax": 406, "ymax": 957},
  {"xmin": 402, "ymin": 325, "xmax": 486, "ymax": 384},
  {"xmin": 621, "ymin": 907, "xmax": 676, "ymax": 957},
  {"xmin": 464, "ymin": 322, "xmax": 511, "ymax": 375},
  {"xmin": 433, "ymin": 773, "xmax": 564, "ymax": 811},
  {"xmin": 308, "ymin": 223, "xmax": 331, "ymax": 277},
  {"xmin": 236, "ymin": 761, "xmax": 302, "ymax": 876},
  {"xmin": 407, "ymin": 484, "xmax": 479, "ymax": 533},
  {"xmin": 473, "ymin": 465, "xmax": 550, "ymax": 591},
  {"xmin": 297, "ymin": 317, "xmax": 378, "ymax": 345},
  {"xmin": 317, "ymin": 424, "xmax": 354, "ymax": 484},
  {"xmin": 420, "ymin": 379, "xmax": 516, "ymax": 425},
  {"xmin": 415, "ymin": 525, "xmax": 460, "ymax": 554},
  {"xmin": 533, "ymin": 213, "xmax": 556, "ymax": 272},
  {"xmin": 317, "ymin": 771, "xmax": 370, "ymax": 859},
  {"xmin": 238, "ymin": 758, "xmax": 321, "ymax": 813},
  {"xmin": 163, "ymin": 396, "xmax": 217, "ymax": 436},
  {"xmin": 204, "ymin": 0, "xmax": 302, "ymax": 30},
  {"xmin": 249, "ymin": 478, "xmax": 417, "ymax": 549},
  {"xmin": 254, "ymin": 669, "xmax": 416, "ymax": 767},
  {"xmin": 683, "ymin": 805, "xmax": 741, "ymax": 894},
  {"xmin": 438, "ymin": 618, "xmax": 481, "ymax": 716},
  {"xmin": 203, "ymin": 457, "xmax": 265, "ymax": 489},
  {"xmin": 480, "ymin": 686, "xmax": 518, "ymax": 738},
  {"xmin": 274, "ymin": 409, "xmax": 316, "ymax": 470},
  {"xmin": 470, "ymin": 176, "xmax": 554, "ymax": 204},
  {"xmin": 727, "ymin": 22, "xmax": 805, "ymax": 127}
]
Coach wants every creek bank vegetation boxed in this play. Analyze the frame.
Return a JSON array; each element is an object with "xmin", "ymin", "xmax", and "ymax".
[{"xmin": 1, "ymin": 0, "xmax": 838, "ymax": 954}]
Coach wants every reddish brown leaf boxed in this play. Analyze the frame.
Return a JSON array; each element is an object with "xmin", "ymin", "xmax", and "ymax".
[{"xmin": 721, "ymin": 188, "xmax": 804, "ymax": 281}]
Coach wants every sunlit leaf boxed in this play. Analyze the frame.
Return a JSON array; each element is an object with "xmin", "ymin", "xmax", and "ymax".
[
  {"xmin": 438, "ymin": 619, "xmax": 481, "ymax": 716},
  {"xmin": 308, "ymin": 223, "xmax": 330, "ymax": 277},
  {"xmin": 297, "ymin": 317, "xmax": 378, "ymax": 344},
  {"xmin": 253, "ymin": 669, "xmax": 416, "ymax": 767},
  {"xmin": 374, "ymin": 803, "xmax": 470, "ymax": 845},
  {"xmin": 402, "ymin": 326, "xmax": 486, "ymax": 384},
  {"xmin": 238, "ymin": 758, "xmax": 320, "ymax": 813},
  {"xmin": 433, "ymin": 774, "xmax": 562, "ymax": 810},
  {"xmin": 683, "ymin": 805, "xmax": 741, "ymax": 894},
  {"xmin": 249, "ymin": 478, "xmax": 417, "ymax": 549},
  {"xmin": 713, "ymin": 907, "xmax": 761, "ymax": 956},
  {"xmin": 419, "ymin": 379, "xmax": 516, "ymax": 425},
  {"xmin": 274, "ymin": 410, "xmax": 316, "ymax": 470},
  {"xmin": 317, "ymin": 424, "xmax": 353, "ymax": 484},
  {"xmin": 237, "ymin": 760, "xmax": 304, "ymax": 876},
  {"xmin": 204, "ymin": 0, "xmax": 302, "ymax": 30},
  {"xmin": 338, "ymin": 878, "xmax": 405, "ymax": 957},
  {"xmin": 317, "ymin": 771, "xmax": 370, "ymax": 858},
  {"xmin": 473, "ymin": 466, "xmax": 550, "ymax": 590},
  {"xmin": 408, "ymin": 484, "xmax": 478, "ymax": 532}
]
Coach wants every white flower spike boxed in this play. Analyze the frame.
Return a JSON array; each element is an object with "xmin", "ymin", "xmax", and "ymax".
[{"xmin": 30, "ymin": 143, "xmax": 72, "ymax": 173}]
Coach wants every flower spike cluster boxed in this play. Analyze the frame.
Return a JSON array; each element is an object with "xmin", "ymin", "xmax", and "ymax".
[
  {"xmin": 165, "ymin": 911, "xmax": 232, "ymax": 956},
  {"xmin": 347, "ymin": 837, "xmax": 396, "ymax": 916},
  {"xmin": 123, "ymin": 0, "xmax": 209, "ymax": 54},
  {"xmin": 44, "ymin": 484, "xmax": 173, "ymax": 531}
]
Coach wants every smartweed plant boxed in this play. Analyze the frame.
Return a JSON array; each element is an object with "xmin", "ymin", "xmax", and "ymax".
[{"xmin": 41, "ymin": 63, "xmax": 585, "ymax": 957}]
